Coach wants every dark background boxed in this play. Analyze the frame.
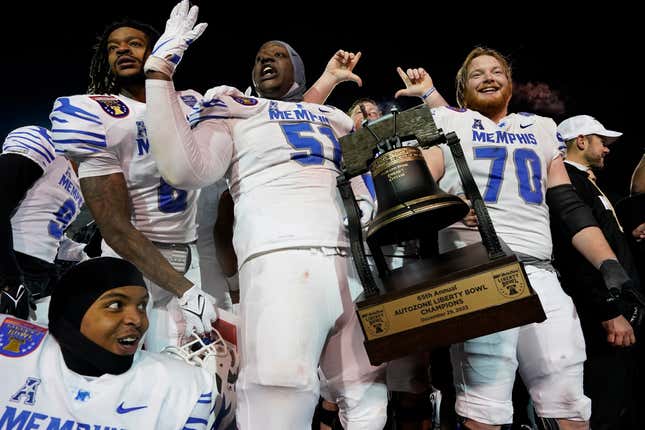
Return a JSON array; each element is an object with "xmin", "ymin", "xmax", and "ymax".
[{"xmin": 2, "ymin": 2, "xmax": 640, "ymax": 200}]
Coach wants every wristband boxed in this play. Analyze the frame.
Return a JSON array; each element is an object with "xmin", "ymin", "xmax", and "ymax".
[{"xmin": 421, "ymin": 86, "xmax": 436, "ymax": 100}]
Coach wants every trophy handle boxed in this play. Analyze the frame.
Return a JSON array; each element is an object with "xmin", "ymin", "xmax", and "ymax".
[
  {"xmin": 337, "ymin": 173, "xmax": 381, "ymax": 297},
  {"xmin": 445, "ymin": 132, "xmax": 505, "ymax": 260}
]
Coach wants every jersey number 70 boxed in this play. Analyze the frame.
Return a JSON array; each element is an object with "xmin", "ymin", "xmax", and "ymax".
[{"xmin": 474, "ymin": 146, "xmax": 543, "ymax": 204}]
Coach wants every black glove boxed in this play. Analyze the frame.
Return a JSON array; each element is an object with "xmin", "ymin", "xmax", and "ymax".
[
  {"xmin": 599, "ymin": 259, "xmax": 633, "ymax": 301},
  {"xmin": 1, "ymin": 283, "xmax": 35, "ymax": 319},
  {"xmin": 620, "ymin": 288, "xmax": 645, "ymax": 330}
]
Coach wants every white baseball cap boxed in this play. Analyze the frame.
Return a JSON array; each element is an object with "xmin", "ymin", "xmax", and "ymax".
[{"xmin": 557, "ymin": 115, "xmax": 622, "ymax": 143}]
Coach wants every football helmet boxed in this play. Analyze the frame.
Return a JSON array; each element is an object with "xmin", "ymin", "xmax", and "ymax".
[{"xmin": 163, "ymin": 329, "xmax": 238, "ymax": 429}]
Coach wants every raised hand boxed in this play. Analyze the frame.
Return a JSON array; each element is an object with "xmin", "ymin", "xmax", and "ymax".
[
  {"xmin": 304, "ymin": 49, "xmax": 362, "ymax": 105},
  {"xmin": 144, "ymin": 0, "xmax": 208, "ymax": 77},
  {"xmin": 395, "ymin": 67, "xmax": 434, "ymax": 99},
  {"xmin": 323, "ymin": 49, "xmax": 363, "ymax": 87}
]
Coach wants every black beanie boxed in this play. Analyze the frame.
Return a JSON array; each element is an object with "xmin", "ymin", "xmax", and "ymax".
[
  {"xmin": 49, "ymin": 256, "xmax": 146, "ymax": 327},
  {"xmin": 48, "ymin": 257, "xmax": 147, "ymax": 376}
]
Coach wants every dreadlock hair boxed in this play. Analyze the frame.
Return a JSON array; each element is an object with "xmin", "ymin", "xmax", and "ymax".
[{"xmin": 88, "ymin": 19, "xmax": 160, "ymax": 95}]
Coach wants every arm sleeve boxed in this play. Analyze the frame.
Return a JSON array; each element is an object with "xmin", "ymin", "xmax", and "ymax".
[
  {"xmin": 145, "ymin": 79, "xmax": 234, "ymax": 190},
  {"xmin": 0, "ymin": 153, "xmax": 44, "ymax": 283}
]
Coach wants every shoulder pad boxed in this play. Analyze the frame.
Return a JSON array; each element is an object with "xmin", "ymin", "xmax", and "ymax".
[
  {"xmin": 50, "ymin": 95, "xmax": 109, "ymax": 156},
  {"xmin": 2, "ymin": 126, "xmax": 56, "ymax": 170},
  {"xmin": 189, "ymin": 93, "xmax": 259, "ymax": 128}
]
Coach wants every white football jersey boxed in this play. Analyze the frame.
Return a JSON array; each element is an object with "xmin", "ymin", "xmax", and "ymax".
[
  {"xmin": 432, "ymin": 107, "xmax": 560, "ymax": 259},
  {"xmin": 190, "ymin": 95, "xmax": 354, "ymax": 264},
  {"xmin": 3, "ymin": 126, "xmax": 83, "ymax": 263},
  {"xmin": 0, "ymin": 315, "xmax": 216, "ymax": 430},
  {"xmin": 49, "ymin": 92, "xmax": 201, "ymax": 243}
]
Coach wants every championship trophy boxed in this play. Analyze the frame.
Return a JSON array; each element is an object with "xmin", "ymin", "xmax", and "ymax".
[{"xmin": 337, "ymin": 104, "xmax": 546, "ymax": 365}]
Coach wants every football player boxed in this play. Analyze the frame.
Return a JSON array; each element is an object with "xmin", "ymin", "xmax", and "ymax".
[
  {"xmin": 143, "ymin": 1, "xmax": 386, "ymax": 428},
  {"xmin": 1, "ymin": 126, "xmax": 84, "ymax": 322},
  {"xmin": 49, "ymin": 15, "xmax": 217, "ymax": 351},
  {"xmin": 0, "ymin": 257, "xmax": 220, "ymax": 429},
  {"xmin": 395, "ymin": 48, "xmax": 635, "ymax": 430}
]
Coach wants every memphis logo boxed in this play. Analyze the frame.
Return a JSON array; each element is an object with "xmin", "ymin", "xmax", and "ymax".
[
  {"xmin": 89, "ymin": 96, "xmax": 129, "ymax": 118},
  {"xmin": 0, "ymin": 318, "xmax": 47, "ymax": 358}
]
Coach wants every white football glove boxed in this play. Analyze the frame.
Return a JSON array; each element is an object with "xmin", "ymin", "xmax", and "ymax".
[
  {"xmin": 343, "ymin": 197, "xmax": 376, "ymax": 230},
  {"xmin": 357, "ymin": 197, "xmax": 376, "ymax": 227},
  {"xmin": 178, "ymin": 285, "xmax": 218, "ymax": 337},
  {"xmin": 144, "ymin": 0, "xmax": 208, "ymax": 77}
]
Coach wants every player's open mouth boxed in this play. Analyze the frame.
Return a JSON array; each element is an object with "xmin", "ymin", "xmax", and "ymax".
[
  {"xmin": 259, "ymin": 66, "xmax": 276, "ymax": 80},
  {"xmin": 479, "ymin": 86, "xmax": 499, "ymax": 94},
  {"xmin": 116, "ymin": 334, "xmax": 141, "ymax": 354}
]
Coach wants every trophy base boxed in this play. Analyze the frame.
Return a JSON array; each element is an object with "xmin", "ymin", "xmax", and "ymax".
[{"xmin": 356, "ymin": 241, "xmax": 546, "ymax": 365}]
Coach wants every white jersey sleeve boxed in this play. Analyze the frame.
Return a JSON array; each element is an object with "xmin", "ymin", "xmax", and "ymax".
[
  {"xmin": 146, "ymin": 79, "xmax": 234, "ymax": 190},
  {"xmin": 2, "ymin": 126, "xmax": 56, "ymax": 171},
  {"xmin": 432, "ymin": 107, "xmax": 558, "ymax": 259}
]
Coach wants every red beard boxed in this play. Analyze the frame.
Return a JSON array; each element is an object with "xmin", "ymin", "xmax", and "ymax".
[{"xmin": 463, "ymin": 83, "xmax": 512, "ymax": 120}]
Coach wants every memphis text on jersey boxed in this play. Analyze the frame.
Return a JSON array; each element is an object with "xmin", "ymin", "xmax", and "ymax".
[
  {"xmin": 472, "ymin": 129, "xmax": 538, "ymax": 145},
  {"xmin": 1, "ymin": 405, "xmax": 125, "ymax": 430}
]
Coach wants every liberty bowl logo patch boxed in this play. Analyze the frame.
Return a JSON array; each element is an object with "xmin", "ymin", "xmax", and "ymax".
[
  {"xmin": 232, "ymin": 96, "xmax": 258, "ymax": 106},
  {"xmin": 0, "ymin": 317, "xmax": 48, "ymax": 358},
  {"xmin": 90, "ymin": 95, "xmax": 130, "ymax": 118}
]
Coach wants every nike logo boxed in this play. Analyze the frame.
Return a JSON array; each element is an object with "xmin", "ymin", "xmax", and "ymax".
[
  {"xmin": 519, "ymin": 123, "xmax": 533, "ymax": 129},
  {"xmin": 184, "ymin": 295, "xmax": 205, "ymax": 319},
  {"xmin": 116, "ymin": 402, "xmax": 148, "ymax": 414}
]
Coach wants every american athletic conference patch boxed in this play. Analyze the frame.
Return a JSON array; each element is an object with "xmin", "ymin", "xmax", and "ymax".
[
  {"xmin": 90, "ymin": 95, "xmax": 130, "ymax": 118},
  {"xmin": 0, "ymin": 317, "xmax": 48, "ymax": 358},
  {"xmin": 231, "ymin": 96, "xmax": 258, "ymax": 106}
]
